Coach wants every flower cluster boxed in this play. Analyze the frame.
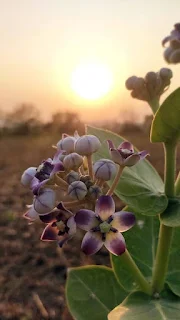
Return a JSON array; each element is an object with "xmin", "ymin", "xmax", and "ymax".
[
  {"xmin": 125, "ymin": 68, "xmax": 173, "ymax": 104},
  {"xmin": 162, "ymin": 23, "xmax": 180, "ymax": 64},
  {"xmin": 21, "ymin": 132, "xmax": 148, "ymax": 255}
]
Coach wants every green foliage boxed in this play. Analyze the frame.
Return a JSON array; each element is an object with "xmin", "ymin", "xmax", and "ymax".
[
  {"xmin": 111, "ymin": 211, "xmax": 159, "ymax": 291},
  {"xmin": 87, "ymin": 125, "xmax": 168, "ymax": 216},
  {"xmin": 151, "ymin": 88, "xmax": 180, "ymax": 143},
  {"xmin": 66, "ymin": 266, "xmax": 127, "ymax": 320},
  {"xmin": 160, "ymin": 197, "xmax": 180, "ymax": 227},
  {"xmin": 167, "ymin": 227, "xmax": 180, "ymax": 297},
  {"xmin": 108, "ymin": 291, "xmax": 180, "ymax": 320}
]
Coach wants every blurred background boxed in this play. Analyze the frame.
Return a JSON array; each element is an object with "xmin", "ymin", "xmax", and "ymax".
[{"xmin": 1, "ymin": 1, "xmax": 180, "ymax": 319}]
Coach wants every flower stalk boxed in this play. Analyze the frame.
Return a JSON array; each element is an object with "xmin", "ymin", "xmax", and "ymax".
[
  {"xmin": 116, "ymin": 250, "xmax": 152, "ymax": 295},
  {"xmin": 106, "ymin": 166, "xmax": 123, "ymax": 196},
  {"xmin": 152, "ymin": 142, "xmax": 176, "ymax": 293}
]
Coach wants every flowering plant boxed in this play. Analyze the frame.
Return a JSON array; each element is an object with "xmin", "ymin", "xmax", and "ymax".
[{"xmin": 21, "ymin": 23, "xmax": 180, "ymax": 319}]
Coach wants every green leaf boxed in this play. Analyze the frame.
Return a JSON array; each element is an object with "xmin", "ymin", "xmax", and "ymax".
[
  {"xmin": 87, "ymin": 125, "xmax": 168, "ymax": 216},
  {"xmin": 151, "ymin": 88, "xmax": 180, "ymax": 143},
  {"xmin": 108, "ymin": 291, "xmax": 180, "ymax": 320},
  {"xmin": 66, "ymin": 266, "xmax": 127, "ymax": 320},
  {"xmin": 111, "ymin": 211, "xmax": 159, "ymax": 292},
  {"xmin": 166, "ymin": 227, "xmax": 180, "ymax": 297},
  {"xmin": 160, "ymin": 197, "xmax": 180, "ymax": 227}
]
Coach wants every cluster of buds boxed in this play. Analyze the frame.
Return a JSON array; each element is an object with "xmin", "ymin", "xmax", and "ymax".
[
  {"xmin": 162, "ymin": 23, "xmax": 180, "ymax": 64},
  {"xmin": 21, "ymin": 132, "xmax": 148, "ymax": 255},
  {"xmin": 125, "ymin": 68, "xmax": 173, "ymax": 109}
]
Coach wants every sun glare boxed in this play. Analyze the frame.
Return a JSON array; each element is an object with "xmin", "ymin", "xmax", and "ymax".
[{"xmin": 71, "ymin": 62, "xmax": 113, "ymax": 100}]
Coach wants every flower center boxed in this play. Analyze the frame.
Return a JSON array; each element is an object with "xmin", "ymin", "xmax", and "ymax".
[
  {"xmin": 121, "ymin": 148, "xmax": 132, "ymax": 154},
  {"xmin": 99, "ymin": 221, "xmax": 111, "ymax": 233},
  {"xmin": 56, "ymin": 221, "xmax": 66, "ymax": 232}
]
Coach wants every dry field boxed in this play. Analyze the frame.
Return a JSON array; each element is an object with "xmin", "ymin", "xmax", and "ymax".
[{"xmin": 0, "ymin": 129, "xmax": 180, "ymax": 320}]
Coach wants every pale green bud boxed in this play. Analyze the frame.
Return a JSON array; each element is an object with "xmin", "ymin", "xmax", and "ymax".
[
  {"xmin": 68, "ymin": 181, "xmax": 87, "ymax": 200},
  {"xmin": 63, "ymin": 153, "xmax": 83, "ymax": 170},
  {"xmin": 75, "ymin": 135, "xmax": 101, "ymax": 156}
]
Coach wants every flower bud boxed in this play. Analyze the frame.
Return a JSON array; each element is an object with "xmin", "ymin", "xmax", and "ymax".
[
  {"xmin": 145, "ymin": 72, "xmax": 157, "ymax": 85},
  {"xmin": 57, "ymin": 136, "xmax": 75, "ymax": 153},
  {"xmin": 133, "ymin": 77, "xmax": 145, "ymax": 91},
  {"xmin": 88, "ymin": 185, "xmax": 102, "ymax": 200},
  {"xmin": 169, "ymin": 49, "xmax": 180, "ymax": 63},
  {"xmin": 63, "ymin": 153, "xmax": 83, "ymax": 170},
  {"xmin": 125, "ymin": 76, "xmax": 138, "ymax": 90},
  {"xmin": 75, "ymin": 135, "xmax": 101, "ymax": 156},
  {"xmin": 34, "ymin": 188, "xmax": 56, "ymax": 214},
  {"xmin": 66, "ymin": 171, "xmax": 80, "ymax": 184},
  {"xmin": 159, "ymin": 68, "xmax": 173, "ymax": 80},
  {"xmin": 68, "ymin": 181, "xmax": 87, "ymax": 200},
  {"xmin": 21, "ymin": 167, "xmax": 37, "ymax": 186},
  {"xmin": 93, "ymin": 159, "xmax": 117, "ymax": 181},
  {"xmin": 163, "ymin": 47, "xmax": 174, "ymax": 63}
]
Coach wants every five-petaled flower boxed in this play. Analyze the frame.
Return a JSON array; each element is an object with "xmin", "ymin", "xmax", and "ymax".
[
  {"xmin": 107, "ymin": 140, "xmax": 148, "ymax": 167},
  {"xmin": 40, "ymin": 203, "xmax": 76, "ymax": 247},
  {"xmin": 75, "ymin": 195, "xmax": 135, "ymax": 255}
]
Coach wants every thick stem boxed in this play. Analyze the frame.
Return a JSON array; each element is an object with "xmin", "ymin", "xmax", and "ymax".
[
  {"xmin": 86, "ymin": 155, "xmax": 93, "ymax": 180},
  {"xmin": 106, "ymin": 166, "xmax": 123, "ymax": 196},
  {"xmin": 152, "ymin": 142, "xmax": 176, "ymax": 293},
  {"xmin": 164, "ymin": 142, "xmax": 176, "ymax": 197},
  {"xmin": 148, "ymin": 97, "xmax": 159, "ymax": 114},
  {"xmin": 119, "ymin": 250, "xmax": 152, "ymax": 295},
  {"xmin": 152, "ymin": 224, "xmax": 173, "ymax": 293}
]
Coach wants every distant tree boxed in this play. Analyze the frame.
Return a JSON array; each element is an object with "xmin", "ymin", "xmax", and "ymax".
[
  {"xmin": 4, "ymin": 103, "xmax": 41, "ymax": 135},
  {"xmin": 50, "ymin": 110, "xmax": 84, "ymax": 135}
]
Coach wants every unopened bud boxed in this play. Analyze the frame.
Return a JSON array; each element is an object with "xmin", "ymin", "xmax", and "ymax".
[
  {"xmin": 159, "ymin": 68, "xmax": 173, "ymax": 80},
  {"xmin": 63, "ymin": 153, "xmax": 83, "ymax": 170},
  {"xmin": 68, "ymin": 181, "xmax": 87, "ymax": 200},
  {"xmin": 163, "ymin": 47, "xmax": 174, "ymax": 63},
  {"xmin": 125, "ymin": 76, "xmax": 138, "ymax": 90},
  {"xmin": 93, "ymin": 159, "xmax": 117, "ymax": 181},
  {"xmin": 169, "ymin": 49, "xmax": 180, "ymax": 63},
  {"xmin": 75, "ymin": 135, "xmax": 101, "ymax": 156},
  {"xmin": 34, "ymin": 188, "xmax": 56, "ymax": 214},
  {"xmin": 145, "ymin": 72, "xmax": 157, "ymax": 85},
  {"xmin": 88, "ymin": 185, "xmax": 102, "ymax": 200},
  {"xmin": 21, "ymin": 167, "xmax": 37, "ymax": 186},
  {"xmin": 57, "ymin": 136, "xmax": 75, "ymax": 153},
  {"xmin": 133, "ymin": 77, "xmax": 145, "ymax": 91},
  {"xmin": 66, "ymin": 171, "xmax": 80, "ymax": 184}
]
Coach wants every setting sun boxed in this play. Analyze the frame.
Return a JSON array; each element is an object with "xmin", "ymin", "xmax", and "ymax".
[{"xmin": 71, "ymin": 62, "xmax": 113, "ymax": 100}]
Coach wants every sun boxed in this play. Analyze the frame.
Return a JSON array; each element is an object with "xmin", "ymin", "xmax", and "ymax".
[{"xmin": 71, "ymin": 62, "xmax": 113, "ymax": 100}]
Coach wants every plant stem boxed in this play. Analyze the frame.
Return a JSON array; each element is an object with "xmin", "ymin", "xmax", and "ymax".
[
  {"xmin": 148, "ymin": 98, "xmax": 159, "ymax": 114},
  {"xmin": 106, "ymin": 166, "xmax": 123, "ymax": 196},
  {"xmin": 152, "ymin": 142, "xmax": 176, "ymax": 293},
  {"xmin": 86, "ymin": 155, "xmax": 93, "ymax": 180},
  {"xmin": 62, "ymin": 199, "xmax": 87, "ymax": 209},
  {"xmin": 120, "ymin": 250, "xmax": 152, "ymax": 295}
]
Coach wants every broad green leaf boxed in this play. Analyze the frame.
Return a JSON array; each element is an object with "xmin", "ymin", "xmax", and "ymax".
[
  {"xmin": 66, "ymin": 266, "xmax": 127, "ymax": 320},
  {"xmin": 166, "ymin": 227, "xmax": 180, "ymax": 296},
  {"xmin": 151, "ymin": 88, "xmax": 180, "ymax": 143},
  {"xmin": 108, "ymin": 291, "xmax": 180, "ymax": 320},
  {"xmin": 160, "ymin": 197, "xmax": 180, "ymax": 227},
  {"xmin": 111, "ymin": 211, "xmax": 159, "ymax": 292},
  {"xmin": 87, "ymin": 126, "xmax": 168, "ymax": 216}
]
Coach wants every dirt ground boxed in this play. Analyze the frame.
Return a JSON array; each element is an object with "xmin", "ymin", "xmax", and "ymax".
[{"xmin": 0, "ymin": 130, "xmax": 179, "ymax": 319}]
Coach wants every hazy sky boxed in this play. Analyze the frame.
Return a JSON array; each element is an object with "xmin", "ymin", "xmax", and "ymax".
[{"xmin": 1, "ymin": 0, "xmax": 180, "ymax": 122}]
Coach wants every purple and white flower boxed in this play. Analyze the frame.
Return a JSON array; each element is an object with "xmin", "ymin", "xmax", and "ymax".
[
  {"xmin": 75, "ymin": 195, "xmax": 135, "ymax": 255},
  {"xmin": 40, "ymin": 203, "xmax": 76, "ymax": 247},
  {"xmin": 107, "ymin": 140, "xmax": 148, "ymax": 167}
]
